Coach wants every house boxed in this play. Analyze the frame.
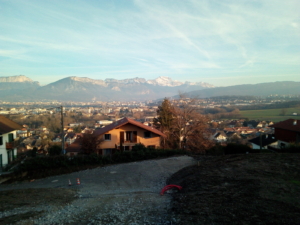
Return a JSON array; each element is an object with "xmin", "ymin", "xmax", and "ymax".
[
  {"xmin": 93, "ymin": 117, "xmax": 166, "ymax": 155},
  {"xmin": 65, "ymin": 139, "xmax": 82, "ymax": 156},
  {"xmin": 212, "ymin": 130, "xmax": 227, "ymax": 143},
  {"xmin": 269, "ymin": 119, "xmax": 300, "ymax": 148},
  {"xmin": 226, "ymin": 131, "xmax": 243, "ymax": 143},
  {"xmin": 65, "ymin": 132, "xmax": 80, "ymax": 145},
  {"xmin": 248, "ymin": 134, "xmax": 277, "ymax": 149},
  {"xmin": 0, "ymin": 115, "xmax": 22, "ymax": 170}
]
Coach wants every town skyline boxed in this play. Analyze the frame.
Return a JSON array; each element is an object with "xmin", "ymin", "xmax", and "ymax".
[{"xmin": 1, "ymin": 0, "xmax": 299, "ymax": 86}]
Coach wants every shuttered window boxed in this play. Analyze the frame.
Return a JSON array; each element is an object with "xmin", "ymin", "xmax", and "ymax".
[{"xmin": 8, "ymin": 133, "xmax": 14, "ymax": 142}]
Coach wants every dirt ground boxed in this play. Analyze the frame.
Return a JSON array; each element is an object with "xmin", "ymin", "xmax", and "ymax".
[
  {"xmin": 1, "ymin": 154, "xmax": 300, "ymax": 224},
  {"xmin": 168, "ymin": 153, "xmax": 300, "ymax": 224}
]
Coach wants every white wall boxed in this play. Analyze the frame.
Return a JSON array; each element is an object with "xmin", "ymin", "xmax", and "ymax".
[{"xmin": 0, "ymin": 130, "xmax": 17, "ymax": 169}]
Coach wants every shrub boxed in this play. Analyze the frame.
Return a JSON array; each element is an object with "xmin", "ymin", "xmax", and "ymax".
[
  {"xmin": 224, "ymin": 143, "xmax": 252, "ymax": 155},
  {"xmin": 132, "ymin": 143, "xmax": 146, "ymax": 151},
  {"xmin": 284, "ymin": 143, "xmax": 300, "ymax": 153},
  {"xmin": 48, "ymin": 145, "xmax": 62, "ymax": 156},
  {"xmin": 206, "ymin": 144, "xmax": 224, "ymax": 155},
  {"xmin": 15, "ymin": 148, "xmax": 188, "ymax": 180}
]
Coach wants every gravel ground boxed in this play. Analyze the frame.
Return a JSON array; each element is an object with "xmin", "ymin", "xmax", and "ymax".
[{"xmin": 0, "ymin": 155, "xmax": 196, "ymax": 224}]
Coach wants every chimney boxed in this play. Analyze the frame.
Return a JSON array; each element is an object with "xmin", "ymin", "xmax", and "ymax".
[{"xmin": 293, "ymin": 120, "xmax": 297, "ymax": 125}]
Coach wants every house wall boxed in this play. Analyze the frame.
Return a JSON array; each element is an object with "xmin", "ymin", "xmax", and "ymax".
[
  {"xmin": 274, "ymin": 128, "xmax": 300, "ymax": 143},
  {"xmin": 215, "ymin": 135, "xmax": 227, "ymax": 142},
  {"xmin": 98, "ymin": 124, "xmax": 161, "ymax": 150},
  {"xmin": 277, "ymin": 140, "xmax": 290, "ymax": 149},
  {"xmin": 251, "ymin": 143, "xmax": 266, "ymax": 149},
  {"xmin": 251, "ymin": 141, "xmax": 278, "ymax": 150},
  {"xmin": 0, "ymin": 130, "xmax": 18, "ymax": 169}
]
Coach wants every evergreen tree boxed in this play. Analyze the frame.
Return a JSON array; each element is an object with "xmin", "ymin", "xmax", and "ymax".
[{"xmin": 153, "ymin": 98, "xmax": 175, "ymax": 148}]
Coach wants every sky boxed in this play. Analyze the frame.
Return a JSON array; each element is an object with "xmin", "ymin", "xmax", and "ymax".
[{"xmin": 0, "ymin": 0, "xmax": 299, "ymax": 87}]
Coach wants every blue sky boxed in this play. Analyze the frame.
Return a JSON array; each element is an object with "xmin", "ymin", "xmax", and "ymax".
[{"xmin": 0, "ymin": 0, "xmax": 299, "ymax": 86}]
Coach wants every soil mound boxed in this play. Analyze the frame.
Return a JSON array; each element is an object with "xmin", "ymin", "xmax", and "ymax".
[{"xmin": 168, "ymin": 154, "xmax": 300, "ymax": 224}]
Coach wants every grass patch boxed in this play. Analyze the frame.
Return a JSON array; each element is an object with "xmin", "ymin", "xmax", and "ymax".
[
  {"xmin": 240, "ymin": 107, "xmax": 300, "ymax": 122},
  {"xmin": 290, "ymin": 180, "xmax": 300, "ymax": 185}
]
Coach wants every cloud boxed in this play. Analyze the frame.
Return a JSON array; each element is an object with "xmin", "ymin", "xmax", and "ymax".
[{"xmin": 0, "ymin": 0, "xmax": 299, "ymax": 86}]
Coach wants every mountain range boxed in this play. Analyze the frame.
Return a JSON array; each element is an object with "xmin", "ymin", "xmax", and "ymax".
[
  {"xmin": 0, "ymin": 75, "xmax": 299, "ymax": 102},
  {"xmin": 0, "ymin": 75, "xmax": 213, "ymax": 102}
]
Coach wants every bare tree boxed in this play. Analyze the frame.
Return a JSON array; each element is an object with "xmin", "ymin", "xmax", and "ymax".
[
  {"xmin": 171, "ymin": 97, "xmax": 213, "ymax": 152},
  {"xmin": 154, "ymin": 95, "xmax": 213, "ymax": 152},
  {"xmin": 80, "ymin": 133, "xmax": 103, "ymax": 155}
]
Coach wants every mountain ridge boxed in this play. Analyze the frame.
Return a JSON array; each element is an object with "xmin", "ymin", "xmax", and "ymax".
[
  {"xmin": 182, "ymin": 81, "xmax": 300, "ymax": 98},
  {"xmin": 0, "ymin": 75, "xmax": 213, "ymax": 101},
  {"xmin": 1, "ymin": 75, "xmax": 299, "ymax": 102}
]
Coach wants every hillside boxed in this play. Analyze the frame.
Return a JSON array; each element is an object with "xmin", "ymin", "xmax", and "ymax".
[{"xmin": 184, "ymin": 81, "xmax": 300, "ymax": 98}]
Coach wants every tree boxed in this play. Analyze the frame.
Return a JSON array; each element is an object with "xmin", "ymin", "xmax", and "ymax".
[
  {"xmin": 80, "ymin": 133, "xmax": 103, "ymax": 155},
  {"xmin": 154, "ymin": 96, "xmax": 213, "ymax": 152},
  {"xmin": 171, "ymin": 97, "xmax": 213, "ymax": 152},
  {"xmin": 279, "ymin": 108, "xmax": 287, "ymax": 116},
  {"xmin": 73, "ymin": 125, "xmax": 82, "ymax": 133},
  {"xmin": 153, "ymin": 98, "xmax": 175, "ymax": 148}
]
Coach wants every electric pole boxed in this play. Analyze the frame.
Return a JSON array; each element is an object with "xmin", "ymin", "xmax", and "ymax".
[{"xmin": 61, "ymin": 105, "xmax": 65, "ymax": 154}]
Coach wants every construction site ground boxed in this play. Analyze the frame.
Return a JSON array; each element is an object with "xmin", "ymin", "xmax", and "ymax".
[{"xmin": 1, "ymin": 154, "xmax": 300, "ymax": 224}]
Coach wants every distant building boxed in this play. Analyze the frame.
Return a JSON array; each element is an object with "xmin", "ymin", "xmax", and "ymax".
[
  {"xmin": 270, "ymin": 119, "xmax": 300, "ymax": 148},
  {"xmin": 0, "ymin": 115, "xmax": 22, "ymax": 170}
]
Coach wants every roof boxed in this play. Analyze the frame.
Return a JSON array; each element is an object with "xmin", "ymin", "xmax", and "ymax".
[
  {"xmin": 65, "ymin": 139, "xmax": 82, "ymax": 153},
  {"xmin": 248, "ymin": 134, "xmax": 277, "ymax": 146},
  {"xmin": 0, "ymin": 115, "xmax": 23, "ymax": 135},
  {"xmin": 94, "ymin": 117, "xmax": 166, "ymax": 137},
  {"xmin": 214, "ymin": 131, "xmax": 227, "ymax": 138},
  {"xmin": 269, "ymin": 119, "xmax": 300, "ymax": 132}
]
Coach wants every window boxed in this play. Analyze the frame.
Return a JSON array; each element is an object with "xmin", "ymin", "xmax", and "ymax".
[
  {"xmin": 124, "ymin": 131, "xmax": 137, "ymax": 142},
  {"xmin": 0, "ymin": 136, "xmax": 2, "ymax": 145},
  {"xmin": 104, "ymin": 134, "xmax": 111, "ymax": 140},
  {"xmin": 144, "ymin": 131, "xmax": 151, "ymax": 138},
  {"xmin": 8, "ymin": 133, "xmax": 14, "ymax": 142}
]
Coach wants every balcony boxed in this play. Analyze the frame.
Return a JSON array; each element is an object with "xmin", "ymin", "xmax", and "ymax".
[{"xmin": 6, "ymin": 142, "xmax": 14, "ymax": 150}]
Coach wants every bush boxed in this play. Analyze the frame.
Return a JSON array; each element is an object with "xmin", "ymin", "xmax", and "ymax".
[
  {"xmin": 48, "ymin": 145, "xmax": 62, "ymax": 156},
  {"xmin": 15, "ymin": 148, "xmax": 188, "ymax": 180},
  {"xmin": 132, "ymin": 143, "xmax": 146, "ymax": 151},
  {"xmin": 284, "ymin": 143, "xmax": 300, "ymax": 153},
  {"xmin": 206, "ymin": 144, "xmax": 224, "ymax": 155},
  {"xmin": 31, "ymin": 147, "xmax": 37, "ymax": 157},
  {"xmin": 224, "ymin": 143, "xmax": 252, "ymax": 155}
]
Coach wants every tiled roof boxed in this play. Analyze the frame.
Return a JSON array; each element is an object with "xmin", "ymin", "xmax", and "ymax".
[
  {"xmin": 93, "ymin": 117, "xmax": 166, "ymax": 137},
  {"xmin": 269, "ymin": 119, "xmax": 300, "ymax": 132},
  {"xmin": 0, "ymin": 115, "xmax": 23, "ymax": 135}
]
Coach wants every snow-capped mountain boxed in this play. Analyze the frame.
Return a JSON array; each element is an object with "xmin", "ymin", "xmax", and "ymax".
[
  {"xmin": 0, "ymin": 75, "xmax": 214, "ymax": 102},
  {"xmin": 147, "ymin": 76, "xmax": 183, "ymax": 87}
]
